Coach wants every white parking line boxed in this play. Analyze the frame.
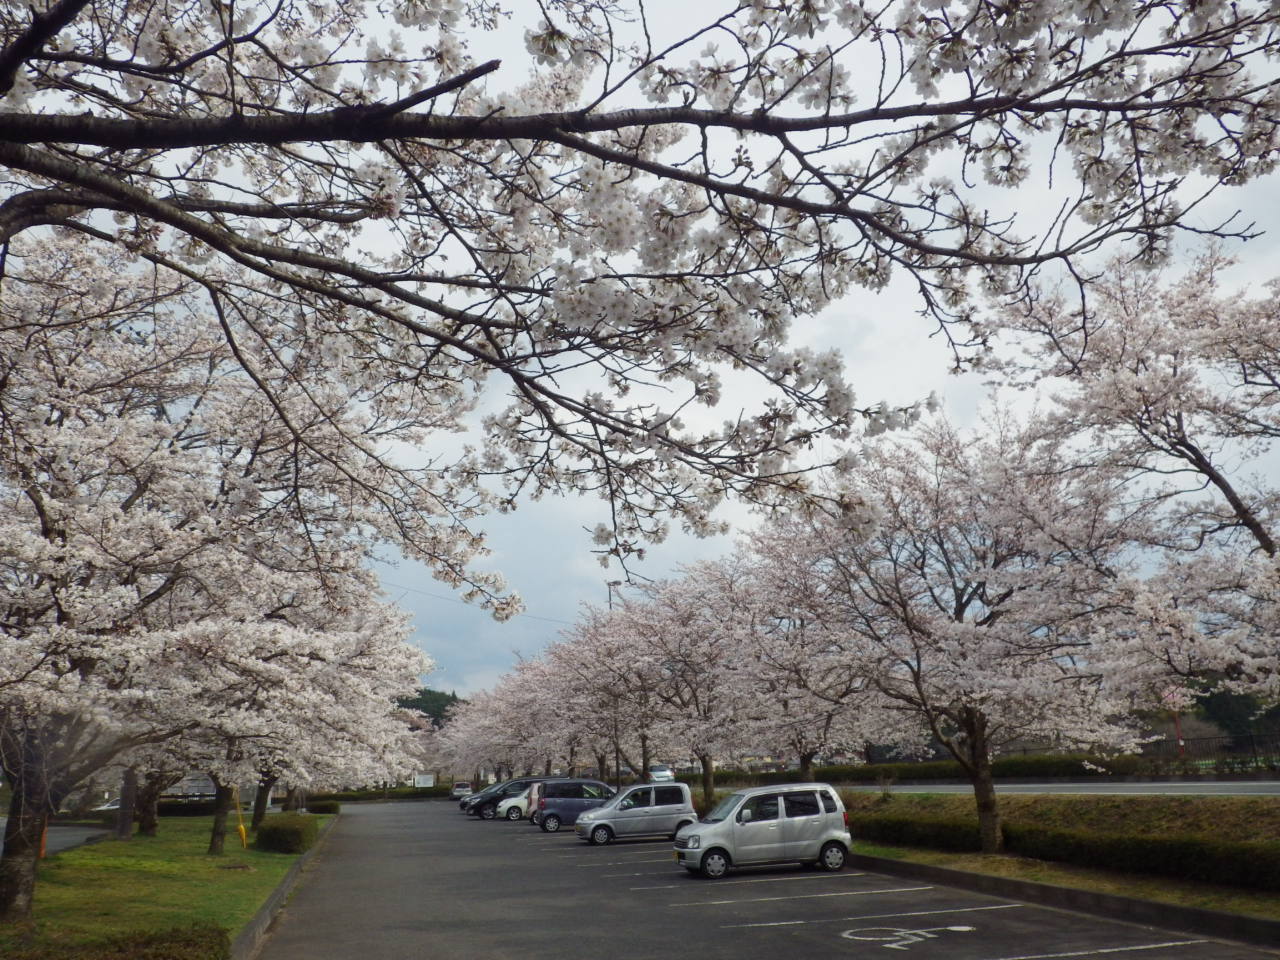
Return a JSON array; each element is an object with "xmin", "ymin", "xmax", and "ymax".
[
  {"xmin": 671, "ymin": 885, "xmax": 932, "ymax": 907},
  {"xmin": 579, "ymin": 857, "xmax": 674, "ymax": 866},
  {"xmin": 601, "ymin": 871, "xmax": 672, "ymax": 878},
  {"xmin": 984, "ymin": 943, "xmax": 1208, "ymax": 960},
  {"xmin": 722, "ymin": 903, "xmax": 1024, "ymax": 929},
  {"xmin": 632, "ymin": 872, "xmax": 867, "ymax": 890}
]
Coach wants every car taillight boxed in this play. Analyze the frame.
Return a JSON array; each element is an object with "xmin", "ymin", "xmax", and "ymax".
[
  {"xmin": 539, "ymin": 798, "xmax": 545, "ymax": 809},
  {"xmin": 843, "ymin": 810, "xmax": 849, "ymax": 827}
]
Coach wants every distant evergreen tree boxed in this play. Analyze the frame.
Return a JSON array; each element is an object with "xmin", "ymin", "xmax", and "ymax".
[{"xmin": 399, "ymin": 688, "xmax": 463, "ymax": 728}]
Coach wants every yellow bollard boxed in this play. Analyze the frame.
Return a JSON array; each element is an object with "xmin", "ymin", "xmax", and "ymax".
[{"xmin": 232, "ymin": 786, "xmax": 248, "ymax": 849}]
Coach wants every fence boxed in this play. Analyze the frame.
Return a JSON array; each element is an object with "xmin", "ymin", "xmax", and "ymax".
[{"xmin": 1137, "ymin": 732, "xmax": 1280, "ymax": 772}]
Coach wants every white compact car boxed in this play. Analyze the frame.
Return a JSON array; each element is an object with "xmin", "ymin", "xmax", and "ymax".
[
  {"xmin": 495, "ymin": 786, "xmax": 534, "ymax": 821},
  {"xmin": 673, "ymin": 782, "xmax": 850, "ymax": 879}
]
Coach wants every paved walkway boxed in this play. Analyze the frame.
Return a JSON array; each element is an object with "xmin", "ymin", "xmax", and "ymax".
[{"xmin": 0, "ymin": 818, "xmax": 106, "ymax": 857}]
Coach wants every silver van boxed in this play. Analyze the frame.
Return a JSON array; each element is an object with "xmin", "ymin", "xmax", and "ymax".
[
  {"xmin": 574, "ymin": 782, "xmax": 696, "ymax": 844},
  {"xmin": 673, "ymin": 783, "xmax": 850, "ymax": 879}
]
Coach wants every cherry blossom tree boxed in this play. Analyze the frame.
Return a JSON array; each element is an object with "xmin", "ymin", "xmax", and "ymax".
[
  {"xmin": 0, "ymin": 241, "xmax": 429, "ymax": 919},
  {"xmin": 785, "ymin": 412, "xmax": 1153, "ymax": 852},
  {"xmin": 2, "ymin": 0, "xmax": 1279, "ymax": 566},
  {"xmin": 990, "ymin": 257, "xmax": 1280, "ymax": 700}
]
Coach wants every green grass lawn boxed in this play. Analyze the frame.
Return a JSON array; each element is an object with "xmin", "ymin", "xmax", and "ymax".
[
  {"xmin": 0, "ymin": 815, "xmax": 329, "ymax": 954},
  {"xmin": 855, "ymin": 840, "xmax": 1280, "ymax": 920}
]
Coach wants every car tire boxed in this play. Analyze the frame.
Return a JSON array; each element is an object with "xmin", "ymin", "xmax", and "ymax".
[
  {"xmin": 505, "ymin": 805, "xmax": 523, "ymax": 821},
  {"xmin": 699, "ymin": 849, "xmax": 730, "ymax": 879},
  {"xmin": 818, "ymin": 841, "xmax": 847, "ymax": 872},
  {"xmin": 529, "ymin": 812, "xmax": 541, "ymax": 826},
  {"xmin": 589, "ymin": 825, "xmax": 613, "ymax": 845},
  {"xmin": 479, "ymin": 803, "xmax": 497, "ymax": 820},
  {"xmin": 541, "ymin": 814, "xmax": 561, "ymax": 833}
]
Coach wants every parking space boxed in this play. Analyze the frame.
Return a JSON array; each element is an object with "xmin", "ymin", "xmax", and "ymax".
[{"xmin": 260, "ymin": 802, "xmax": 1279, "ymax": 960}]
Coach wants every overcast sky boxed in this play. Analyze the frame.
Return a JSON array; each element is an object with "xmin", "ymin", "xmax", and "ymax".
[{"xmin": 372, "ymin": 11, "xmax": 1280, "ymax": 698}]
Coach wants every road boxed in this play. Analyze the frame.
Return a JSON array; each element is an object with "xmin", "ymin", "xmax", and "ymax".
[
  {"xmin": 257, "ymin": 801, "xmax": 1277, "ymax": 960},
  {"xmin": 846, "ymin": 780, "xmax": 1280, "ymax": 795},
  {"xmin": 0, "ymin": 819, "xmax": 106, "ymax": 857}
]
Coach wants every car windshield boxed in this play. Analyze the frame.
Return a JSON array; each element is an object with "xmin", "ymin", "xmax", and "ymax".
[{"xmin": 701, "ymin": 792, "xmax": 744, "ymax": 824}]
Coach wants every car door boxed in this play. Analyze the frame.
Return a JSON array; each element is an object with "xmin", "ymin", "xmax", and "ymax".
[
  {"xmin": 651, "ymin": 785, "xmax": 686, "ymax": 835},
  {"xmin": 613, "ymin": 786, "xmax": 652, "ymax": 836},
  {"xmin": 780, "ymin": 789, "xmax": 825, "ymax": 859},
  {"xmin": 733, "ymin": 792, "xmax": 784, "ymax": 864},
  {"xmin": 580, "ymin": 782, "xmax": 611, "ymax": 817}
]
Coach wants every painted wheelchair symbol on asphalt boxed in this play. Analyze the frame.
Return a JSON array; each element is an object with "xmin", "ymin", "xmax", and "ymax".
[{"xmin": 840, "ymin": 924, "xmax": 976, "ymax": 950}]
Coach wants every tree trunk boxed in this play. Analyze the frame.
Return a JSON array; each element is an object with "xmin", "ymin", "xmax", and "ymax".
[
  {"xmin": 543, "ymin": 757, "xmax": 552, "ymax": 775},
  {"xmin": 113, "ymin": 767, "xmax": 138, "ymax": 840},
  {"xmin": 0, "ymin": 780, "xmax": 48, "ymax": 923},
  {"xmin": 136, "ymin": 772, "xmax": 170, "ymax": 838},
  {"xmin": 639, "ymin": 732, "xmax": 651, "ymax": 782},
  {"xmin": 798, "ymin": 749, "xmax": 816, "ymax": 784},
  {"xmin": 207, "ymin": 776, "xmax": 234, "ymax": 855},
  {"xmin": 595, "ymin": 753, "xmax": 608, "ymax": 782},
  {"xmin": 696, "ymin": 753, "xmax": 715, "ymax": 807},
  {"xmin": 282, "ymin": 785, "xmax": 303, "ymax": 812},
  {"xmin": 251, "ymin": 774, "xmax": 278, "ymax": 831},
  {"xmin": 961, "ymin": 711, "xmax": 1002, "ymax": 854}
]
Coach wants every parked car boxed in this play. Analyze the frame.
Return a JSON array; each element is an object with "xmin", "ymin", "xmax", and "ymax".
[
  {"xmin": 466, "ymin": 777, "xmax": 566, "ymax": 819},
  {"xmin": 673, "ymin": 782, "xmax": 850, "ymax": 879},
  {"xmin": 449, "ymin": 781, "xmax": 473, "ymax": 799},
  {"xmin": 574, "ymin": 781, "xmax": 695, "ymax": 844},
  {"xmin": 496, "ymin": 786, "xmax": 535, "ymax": 821},
  {"xmin": 537, "ymin": 779, "xmax": 614, "ymax": 832},
  {"xmin": 647, "ymin": 763, "xmax": 675, "ymax": 782}
]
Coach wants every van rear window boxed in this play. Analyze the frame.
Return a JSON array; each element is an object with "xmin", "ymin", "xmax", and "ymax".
[{"xmin": 820, "ymin": 791, "xmax": 837, "ymax": 813}]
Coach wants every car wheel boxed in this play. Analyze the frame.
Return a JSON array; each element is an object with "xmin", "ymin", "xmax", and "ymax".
[
  {"xmin": 541, "ymin": 814, "xmax": 561, "ymax": 833},
  {"xmin": 590, "ymin": 825, "xmax": 613, "ymax": 845},
  {"xmin": 505, "ymin": 805, "xmax": 523, "ymax": 821},
  {"xmin": 818, "ymin": 841, "xmax": 847, "ymax": 872},
  {"xmin": 479, "ymin": 803, "xmax": 497, "ymax": 820},
  {"xmin": 529, "ymin": 812, "xmax": 541, "ymax": 826},
  {"xmin": 699, "ymin": 849, "xmax": 730, "ymax": 879}
]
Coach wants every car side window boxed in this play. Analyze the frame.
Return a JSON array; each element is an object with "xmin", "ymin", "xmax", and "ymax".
[
  {"xmin": 582, "ymin": 783, "xmax": 607, "ymax": 799},
  {"xmin": 619, "ymin": 788, "xmax": 652, "ymax": 810},
  {"xmin": 820, "ymin": 791, "xmax": 837, "ymax": 813},
  {"xmin": 739, "ymin": 793, "xmax": 780, "ymax": 822},
  {"xmin": 783, "ymin": 791, "xmax": 820, "ymax": 817},
  {"xmin": 654, "ymin": 786, "xmax": 684, "ymax": 806}
]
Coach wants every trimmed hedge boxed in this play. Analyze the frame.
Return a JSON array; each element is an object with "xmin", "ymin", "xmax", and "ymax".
[
  {"xmin": 851, "ymin": 814, "xmax": 983, "ymax": 852},
  {"xmin": 156, "ymin": 799, "xmax": 220, "ymax": 817},
  {"xmin": 309, "ymin": 785, "xmax": 451, "ymax": 802},
  {"xmin": 305, "ymin": 799, "xmax": 341, "ymax": 814},
  {"xmin": 6, "ymin": 925, "xmax": 229, "ymax": 960},
  {"xmin": 1003, "ymin": 824, "xmax": 1280, "ymax": 891},
  {"xmin": 255, "ymin": 813, "xmax": 319, "ymax": 853}
]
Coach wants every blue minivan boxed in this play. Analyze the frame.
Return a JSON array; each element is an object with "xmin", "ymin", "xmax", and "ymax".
[{"xmin": 537, "ymin": 779, "xmax": 614, "ymax": 832}]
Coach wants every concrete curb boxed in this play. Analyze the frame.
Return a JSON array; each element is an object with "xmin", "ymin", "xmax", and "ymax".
[
  {"xmin": 852, "ymin": 853, "xmax": 1280, "ymax": 951},
  {"xmin": 231, "ymin": 816, "xmax": 338, "ymax": 960}
]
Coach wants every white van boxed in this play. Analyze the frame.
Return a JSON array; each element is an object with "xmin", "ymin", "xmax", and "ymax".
[
  {"xmin": 673, "ymin": 783, "xmax": 850, "ymax": 879},
  {"xmin": 574, "ymin": 782, "xmax": 696, "ymax": 844}
]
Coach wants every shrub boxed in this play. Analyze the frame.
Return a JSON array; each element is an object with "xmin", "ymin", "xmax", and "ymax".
[
  {"xmin": 156, "ymin": 799, "xmax": 220, "ymax": 817},
  {"xmin": 6, "ymin": 925, "xmax": 229, "ymax": 960},
  {"xmin": 1004, "ymin": 824, "xmax": 1280, "ymax": 890},
  {"xmin": 255, "ymin": 813, "xmax": 319, "ymax": 854},
  {"xmin": 850, "ymin": 814, "xmax": 983, "ymax": 852},
  {"xmin": 309, "ymin": 784, "xmax": 450, "ymax": 802},
  {"xmin": 305, "ymin": 800, "xmax": 341, "ymax": 814}
]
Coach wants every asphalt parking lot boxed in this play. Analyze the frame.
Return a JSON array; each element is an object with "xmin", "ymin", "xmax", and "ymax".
[{"xmin": 259, "ymin": 801, "xmax": 1279, "ymax": 960}]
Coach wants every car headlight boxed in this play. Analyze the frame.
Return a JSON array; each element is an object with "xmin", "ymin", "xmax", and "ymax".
[
  {"xmin": 579, "ymin": 811, "xmax": 595, "ymax": 821},
  {"xmin": 684, "ymin": 835, "xmax": 700, "ymax": 849}
]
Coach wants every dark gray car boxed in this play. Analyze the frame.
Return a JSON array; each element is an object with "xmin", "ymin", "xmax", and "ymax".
[{"xmin": 537, "ymin": 779, "xmax": 614, "ymax": 832}]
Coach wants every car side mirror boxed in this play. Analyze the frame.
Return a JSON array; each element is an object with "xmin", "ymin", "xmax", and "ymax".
[{"xmin": 737, "ymin": 808, "xmax": 753, "ymax": 823}]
